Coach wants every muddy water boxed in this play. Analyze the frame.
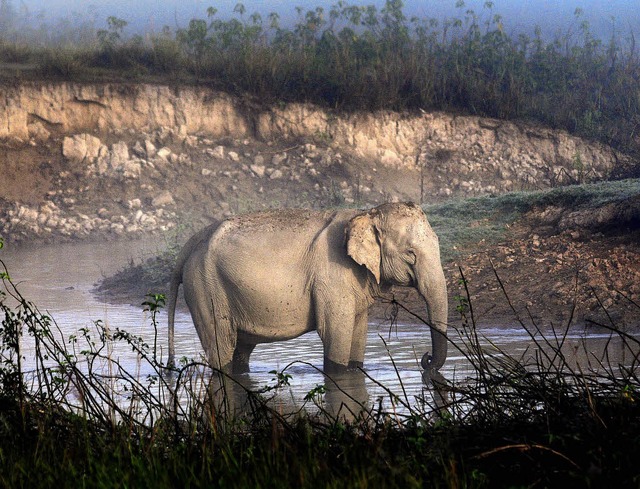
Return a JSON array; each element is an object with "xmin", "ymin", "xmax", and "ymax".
[{"xmin": 1, "ymin": 240, "xmax": 637, "ymax": 416}]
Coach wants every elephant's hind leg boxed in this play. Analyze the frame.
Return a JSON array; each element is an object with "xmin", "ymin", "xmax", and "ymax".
[
  {"xmin": 184, "ymin": 275, "xmax": 236, "ymax": 370},
  {"xmin": 232, "ymin": 336, "xmax": 256, "ymax": 374}
]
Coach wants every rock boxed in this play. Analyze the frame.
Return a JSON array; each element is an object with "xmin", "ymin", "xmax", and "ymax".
[
  {"xmin": 156, "ymin": 147, "xmax": 172, "ymax": 160},
  {"xmin": 132, "ymin": 141, "xmax": 145, "ymax": 157},
  {"xmin": 151, "ymin": 191, "xmax": 175, "ymax": 207},
  {"xmin": 253, "ymin": 154, "xmax": 265, "ymax": 166},
  {"xmin": 184, "ymin": 135, "xmax": 198, "ymax": 147},
  {"xmin": 269, "ymin": 169, "xmax": 284, "ymax": 180},
  {"xmin": 380, "ymin": 149, "xmax": 402, "ymax": 167},
  {"xmin": 111, "ymin": 223, "xmax": 125, "ymax": 234},
  {"xmin": 127, "ymin": 199, "xmax": 142, "ymax": 209},
  {"xmin": 304, "ymin": 144, "xmax": 318, "ymax": 158},
  {"xmin": 201, "ymin": 168, "xmax": 213, "ymax": 176},
  {"xmin": 228, "ymin": 151, "xmax": 240, "ymax": 162},
  {"xmin": 250, "ymin": 164, "xmax": 266, "ymax": 177},
  {"xmin": 18, "ymin": 206, "xmax": 38, "ymax": 222},
  {"xmin": 28, "ymin": 122, "xmax": 51, "ymax": 141},
  {"xmin": 212, "ymin": 145, "xmax": 225, "ymax": 158},
  {"xmin": 62, "ymin": 134, "xmax": 103, "ymax": 162},
  {"xmin": 145, "ymin": 139, "xmax": 157, "ymax": 158},
  {"xmin": 110, "ymin": 141, "xmax": 130, "ymax": 168},
  {"xmin": 95, "ymin": 146, "xmax": 110, "ymax": 174},
  {"xmin": 272, "ymin": 152, "xmax": 287, "ymax": 166},
  {"xmin": 122, "ymin": 160, "xmax": 142, "ymax": 178}
]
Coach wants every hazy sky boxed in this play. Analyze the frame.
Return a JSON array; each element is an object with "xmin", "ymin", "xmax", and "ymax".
[{"xmin": 15, "ymin": 0, "xmax": 640, "ymax": 40}]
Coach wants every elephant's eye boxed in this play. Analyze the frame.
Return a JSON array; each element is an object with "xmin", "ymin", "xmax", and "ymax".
[{"xmin": 406, "ymin": 250, "xmax": 417, "ymax": 265}]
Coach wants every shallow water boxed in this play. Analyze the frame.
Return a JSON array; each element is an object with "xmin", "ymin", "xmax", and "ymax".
[{"xmin": 1, "ymin": 240, "xmax": 637, "ymax": 417}]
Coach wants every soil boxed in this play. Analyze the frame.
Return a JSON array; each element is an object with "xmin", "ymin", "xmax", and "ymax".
[{"xmin": 2, "ymin": 127, "xmax": 639, "ymax": 332}]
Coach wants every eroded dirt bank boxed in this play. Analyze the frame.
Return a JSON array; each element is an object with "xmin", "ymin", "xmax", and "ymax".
[
  {"xmin": 1, "ymin": 81, "xmax": 638, "ymax": 329},
  {"xmin": 0, "ymin": 81, "xmax": 632, "ymax": 243}
]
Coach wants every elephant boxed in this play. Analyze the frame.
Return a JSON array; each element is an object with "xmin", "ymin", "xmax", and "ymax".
[{"xmin": 167, "ymin": 202, "xmax": 448, "ymax": 375}]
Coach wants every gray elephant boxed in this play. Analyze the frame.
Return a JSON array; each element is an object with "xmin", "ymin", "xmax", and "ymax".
[{"xmin": 167, "ymin": 202, "xmax": 448, "ymax": 375}]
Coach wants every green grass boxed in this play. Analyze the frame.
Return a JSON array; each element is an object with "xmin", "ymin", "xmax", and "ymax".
[
  {"xmin": 1, "ymin": 1, "xmax": 640, "ymax": 156},
  {"xmin": 425, "ymin": 178, "xmax": 640, "ymax": 260}
]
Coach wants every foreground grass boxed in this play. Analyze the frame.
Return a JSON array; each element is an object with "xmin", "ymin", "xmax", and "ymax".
[
  {"xmin": 2, "ymin": 242, "xmax": 640, "ymax": 487},
  {"xmin": 1, "ymin": 1, "xmax": 640, "ymax": 155},
  {"xmin": 2, "ymin": 395, "xmax": 638, "ymax": 488}
]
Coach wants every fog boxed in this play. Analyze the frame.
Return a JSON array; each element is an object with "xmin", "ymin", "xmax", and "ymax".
[{"xmin": 8, "ymin": 0, "xmax": 640, "ymax": 41}]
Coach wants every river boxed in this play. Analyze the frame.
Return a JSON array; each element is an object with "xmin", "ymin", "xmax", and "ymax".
[{"xmin": 1, "ymin": 239, "xmax": 637, "ymax": 418}]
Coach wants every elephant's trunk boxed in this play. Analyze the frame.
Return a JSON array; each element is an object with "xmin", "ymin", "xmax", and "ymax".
[{"xmin": 417, "ymin": 269, "xmax": 448, "ymax": 371}]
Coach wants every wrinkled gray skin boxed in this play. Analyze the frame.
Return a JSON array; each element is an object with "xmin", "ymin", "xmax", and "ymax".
[{"xmin": 167, "ymin": 202, "xmax": 448, "ymax": 375}]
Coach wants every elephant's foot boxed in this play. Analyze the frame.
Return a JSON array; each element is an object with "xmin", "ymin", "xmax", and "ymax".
[
  {"xmin": 323, "ymin": 357, "xmax": 349, "ymax": 375},
  {"xmin": 324, "ymin": 357, "xmax": 363, "ymax": 374},
  {"xmin": 347, "ymin": 360, "xmax": 363, "ymax": 370}
]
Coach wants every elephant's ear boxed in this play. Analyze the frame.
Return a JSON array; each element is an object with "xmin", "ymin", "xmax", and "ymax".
[{"xmin": 346, "ymin": 213, "xmax": 381, "ymax": 284}]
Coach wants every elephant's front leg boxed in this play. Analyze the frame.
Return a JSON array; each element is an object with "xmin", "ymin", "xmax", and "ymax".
[
  {"xmin": 317, "ymin": 298, "xmax": 364, "ymax": 374},
  {"xmin": 348, "ymin": 311, "xmax": 369, "ymax": 369}
]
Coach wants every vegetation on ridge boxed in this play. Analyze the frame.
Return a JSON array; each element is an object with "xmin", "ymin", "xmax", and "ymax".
[{"xmin": 1, "ymin": 1, "xmax": 640, "ymax": 156}]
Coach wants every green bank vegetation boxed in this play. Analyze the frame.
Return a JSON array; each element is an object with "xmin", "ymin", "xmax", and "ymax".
[
  {"xmin": 1, "ymin": 1, "xmax": 640, "ymax": 155},
  {"xmin": 426, "ymin": 177, "xmax": 640, "ymax": 260}
]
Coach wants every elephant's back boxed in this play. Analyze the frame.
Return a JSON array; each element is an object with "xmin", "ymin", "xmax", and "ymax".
[{"xmin": 221, "ymin": 208, "xmax": 337, "ymax": 235}]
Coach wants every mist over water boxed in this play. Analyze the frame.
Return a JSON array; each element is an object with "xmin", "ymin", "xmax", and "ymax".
[{"xmin": 10, "ymin": 0, "xmax": 640, "ymax": 41}]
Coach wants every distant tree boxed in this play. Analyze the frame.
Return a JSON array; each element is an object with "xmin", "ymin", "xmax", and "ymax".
[
  {"xmin": 0, "ymin": 0, "xmax": 16, "ymax": 35},
  {"xmin": 97, "ymin": 16, "xmax": 128, "ymax": 51},
  {"xmin": 176, "ymin": 18, "xmax": 211, "ymax": 79}
]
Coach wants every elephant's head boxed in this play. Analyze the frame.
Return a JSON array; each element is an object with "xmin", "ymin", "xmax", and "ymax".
[{"xmin": 346, "ymin": 202, "xmax": 449, "ymax": 370}]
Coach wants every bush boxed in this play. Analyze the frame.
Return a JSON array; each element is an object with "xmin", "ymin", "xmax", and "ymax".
[{"xmin": 37, "ymin": 47, "xmax": 88, "ymax": 78}]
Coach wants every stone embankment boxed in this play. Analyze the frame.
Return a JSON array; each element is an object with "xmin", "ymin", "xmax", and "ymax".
[{"xmin": 0, "ymin": 82, "xmax": 632, "ymax": 243}]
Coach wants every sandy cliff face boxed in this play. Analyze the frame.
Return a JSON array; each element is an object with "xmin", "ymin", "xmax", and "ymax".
[{"xmin": 1, "ymin": 82, "xmax": 625, "ymax": 182}]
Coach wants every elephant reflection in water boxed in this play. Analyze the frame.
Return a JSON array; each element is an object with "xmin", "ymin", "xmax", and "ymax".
[
  {"xmin": 199, "ymin": 367, "xmax": 450, "ymax": 423},
  {"xmin": 167, "ymin": 202, "xmax": 449, "ymax": 414},
  {"xmin": 197, "ymin": 368, "xmax": 370, "ymax": 422}
]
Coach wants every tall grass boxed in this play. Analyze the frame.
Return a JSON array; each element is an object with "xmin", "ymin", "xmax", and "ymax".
[
  {"xmin": 1, "ymin": 1, "xmax": 640, "ymax": 155},
  {"xmin": 1, "ymin": 249, "xmax": 639, "ymax": 486}
]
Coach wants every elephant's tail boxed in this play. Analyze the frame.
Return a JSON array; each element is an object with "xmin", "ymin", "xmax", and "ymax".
[{"xmin": 167, "ymin": 266, "xmax": 181, "ymax": 369}]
